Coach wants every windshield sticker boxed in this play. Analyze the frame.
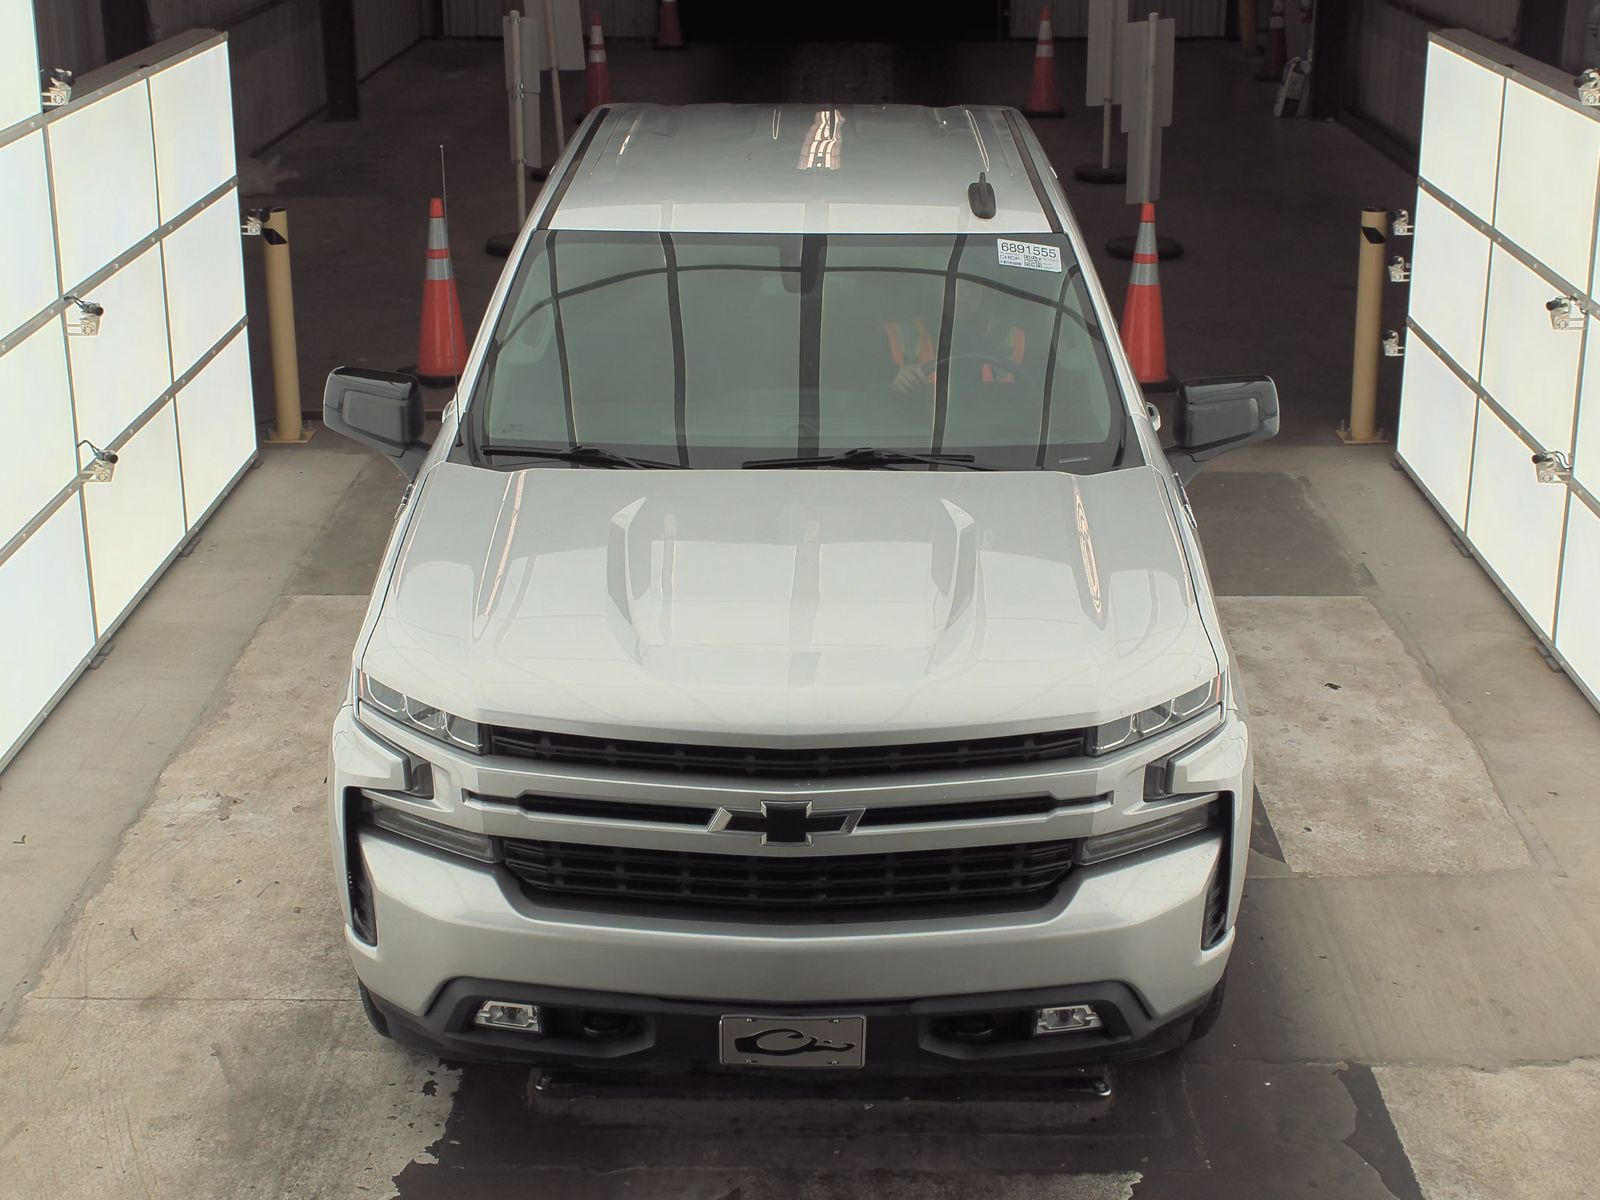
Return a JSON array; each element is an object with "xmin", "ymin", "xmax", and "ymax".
[{"xmin": 997, "ymin": 239, "xmax": 1062, "ymax": 273}]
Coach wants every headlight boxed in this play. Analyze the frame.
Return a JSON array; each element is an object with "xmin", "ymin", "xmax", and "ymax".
[
  {"xmin": 1087, "ymin": 675, "xmax": 1222, "ymax": 756},
  {"xmin": 357, "ymin": 672, "xmax": 483, "ymax": 753}
]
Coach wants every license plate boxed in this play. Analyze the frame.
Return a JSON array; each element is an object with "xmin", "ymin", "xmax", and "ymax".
[{"xmin": 718, "ymin": 1014, "xmax": 867, "ymax": 1068}]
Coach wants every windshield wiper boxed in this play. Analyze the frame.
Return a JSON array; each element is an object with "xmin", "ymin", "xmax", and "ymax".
[
  {"xmin": 742, "ymin": 447, "xmax": 991, "ymax": 470},
  {"xmin": 478, "ymin": 443, "xmax": 684, "ymax": 469}
]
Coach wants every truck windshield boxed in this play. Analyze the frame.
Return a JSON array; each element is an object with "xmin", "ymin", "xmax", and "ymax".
[{"xmin": 466, "ymin": 231, "xmax": 1135, "ymax": 471}]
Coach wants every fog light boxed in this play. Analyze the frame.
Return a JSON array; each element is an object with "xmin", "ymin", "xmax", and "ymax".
[
  {"xmin": 474, "ymin": 1001, "xmax": 541, "ymax": 1033},
  {"xmin": 1034, "ymin": 1004, "xmax": 1104, "ymax": 1035}
]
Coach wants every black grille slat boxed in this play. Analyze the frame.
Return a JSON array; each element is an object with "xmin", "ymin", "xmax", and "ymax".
[
  {"xmin": 500, "ymin": 838, "xmax": 1075, "ymax": 912},
  {"xmin": 483, "ymin": 727, "xmax": 1090, "ymax": 779}
]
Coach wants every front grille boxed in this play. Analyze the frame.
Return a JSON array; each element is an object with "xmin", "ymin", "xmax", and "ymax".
[
  {"xmin": 496, "ymin": 792, "xmax": 1064, "ymax": 829},
  {"xmin": 482, "ymin": 726, "xmax": 1090, "ymax": 779},
  {"xmin": 500, "ymin": 837, "xmax": 1077, "ymax": 912}
]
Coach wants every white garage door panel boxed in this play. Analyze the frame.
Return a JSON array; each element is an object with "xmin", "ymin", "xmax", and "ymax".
[
  {"xmin": 66, "ymin": 246, "xmax": 173, "ymax": 448},
  {"xmin": 47, "ymin": 81, "xmax": 159, "ymax": 290},
  {"xmin": 1418, "ymin": 44, "xmax": 1503, "ymax": 224},
  {"xmin": 1495, "ymin": 82, "xmax": 1600, "ymax": 290},
  {"xmin": 0, "ymin": 502, "xmax": 95, "ymax": 763},
  {"xmin": 0, "ymin": 322, "xmax": 77, "ymax": 539},
  {"xmin": 163, "ymin": 189, "xmax": 246, "ymax": 376},
  {"xmin": 0, "ymin": 132, "xmax": 59, "ymax": 340},
  {"xmin": 0, "ymin": 0, "xmax": 41, "ymax": 131},
  {"xmin": 1465, "ymin": 402, "xmax": 1566, "ymax": 636},
  {"xmin": 176, "ymin": 330, "xmax": 256, "ymax": 525},
  {"xmin": 1408, "ymin": 189, "xmax": 1490, "ymax": 376},
  {"xmin": 149, "ymin": 45, "xmax": 237, "ymax": 222},
  {"xmin": 1576, "ymin": 338, "xmax": 1600, "ymax": 495},
  {"xmin": 1397, "ymin": 337, "xmax": 1477, "ymax": 527},
  {"xmin": 1479, "ymin": 246, "xmax": 1580, "ymax": 453},
  {"xmin": 83, "ymin": 403, "xmax": 186, "ymax": 637},
  {"xmin": 1555, "ymin": 501, "xmax": 1600, "ymax": 697}
]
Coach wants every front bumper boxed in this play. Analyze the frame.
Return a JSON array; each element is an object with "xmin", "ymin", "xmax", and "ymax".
[
  {"xmin": 369, "ymin": 978, "xmax": 1209, "ymax": 1072},
  {"xmin": 331, "ymin": 702, "xmax": 1251, "ymax": 1039}
]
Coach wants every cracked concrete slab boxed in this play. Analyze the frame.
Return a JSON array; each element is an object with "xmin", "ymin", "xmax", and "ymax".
[
  {"xmin": 31, "ymin": 595, "xmax": 364, "ymax": 1002},
  {"xmin": 0, "ymin": 998, "xmax": 455, "ymax": 1200},
  {"xmin": 1375, "ymin": 1060, "xmax": 1600, "ymax": 1200},
  {"xmin": 0, "ymin": 595, "xmax": 452, "ymax": 1200},
  {"xmin": 1220, "ymin": 596, "xmax": 1531, "ymax": 877},
  {"xmin": 1215, "ymin": 875, "xmax": 1600, "ymax": 1069}
]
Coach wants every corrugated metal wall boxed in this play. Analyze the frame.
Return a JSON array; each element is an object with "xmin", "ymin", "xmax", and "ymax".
[
  {"xmin": 1345, "ymin": 0, "xmax": 1521, "ymax": 153},
  {"xmin": 211, "ymin": 0, "xmax": 327, "ymax": 153},
  {"xmin": 442, "ymin": 0, "xmax": 504, "ymax": 36},
  {"xmin": 31, "ymin": 0, "xmax": 103, "ymax": 72},
  {"xmin": 1009, "ymin": 0, "xmax": 1227, "ymax": 38},
  {"xmin": 29, "ymin": 0, "xmax": 426, "ymax": 153},
  {"xmin": 356, "ymin": 0, "xmax": 425, "ymax": 75},
  {"xmin": 442, "ymin": 0, "xmax": 656, "ymax": 38}
]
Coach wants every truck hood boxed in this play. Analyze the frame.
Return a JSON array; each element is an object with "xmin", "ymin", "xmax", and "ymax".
[{"xmin": 361, "ymin": 462, "xmax": 1219, "ymax": 742}]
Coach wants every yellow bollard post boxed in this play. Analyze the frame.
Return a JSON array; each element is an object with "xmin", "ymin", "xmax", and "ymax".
[
  {"xmin": 262, "ymin": 207, "xmax": 314, "ymax": 444},
  {"xmin": 1339, "ymin": 206, "xmax": 1390, "ymax": 444},
  {"xmin": 1239, "ymin": 0, "xmax": 1258, "ymax": 53}
]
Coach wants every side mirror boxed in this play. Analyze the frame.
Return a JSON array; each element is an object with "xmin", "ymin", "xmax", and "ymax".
[
  {"xmin": 323, "ymin": 367, "xmax": 427, "ymax": 478},
  {"xmin": 1169, "ymin": 375, "xmax": 1279, "ymax": 482}
]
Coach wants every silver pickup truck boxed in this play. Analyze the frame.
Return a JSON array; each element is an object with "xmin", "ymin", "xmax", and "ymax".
[{"xmin": 324, "ymin": 103, "xmax": 1277, "ymax": 1074}]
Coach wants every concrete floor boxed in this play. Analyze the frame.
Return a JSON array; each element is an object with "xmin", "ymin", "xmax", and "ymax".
[{"xmin": 2, "ymin": 34, "xmax": 1598, "ymax": 1200}]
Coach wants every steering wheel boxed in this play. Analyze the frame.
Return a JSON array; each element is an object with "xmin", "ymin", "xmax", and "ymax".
[{"xmin": 928, "ymin": 351, "xmax": 1039, "ymax": 387}]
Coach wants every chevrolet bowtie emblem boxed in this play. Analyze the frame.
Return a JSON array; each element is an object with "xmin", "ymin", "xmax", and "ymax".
[{"xmin": 708, "ymin": 800, "xmax": 865, "ymax": 845}]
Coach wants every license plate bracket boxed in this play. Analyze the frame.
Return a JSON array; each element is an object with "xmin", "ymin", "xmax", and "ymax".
[{"xmin": 718, "ymin": 1014, "xmax": 867, "ymax": 1069}]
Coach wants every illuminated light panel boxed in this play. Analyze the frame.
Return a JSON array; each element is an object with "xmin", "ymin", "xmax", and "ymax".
[
  {"xmin": 82, "ymin": 402, "xmax": 186, "ymax": 637},
  {"xmin": 1479, "ymin": 245, "xmax": 1580, "ymax": 454},
  {"xmin": 0, "ymin": 0, "xmax": 41, "ymax": 130},
  {"xmin": 149, "ymin": 44, "xmax": 237, "ymax": 222},
  {"xmin": 1575, "ymin": 327, "xmax": 1600, "ymax": 496},
  {"xmin": 1417, "ymin": 43, "xmax": 1504, "ymax": 223},
  {"xmin": 174, "ymin": 330, "xmax": 256, "ymax": 526},
  {"xmin": 1464, "ymin": 402, "xmax": 1566, "ymax": 637},
  {"xmin": 0, "ymin": 322, "xmax": 76, "ymax": 539},
  {"xmin": 1406, "ymin": 189, "xmax": 1489, "ymax": 377},
  {"xmin": 65, "ymin": 246, "xmax": 173, "ymax": 449},
  {"xmin": 1495, "ymin": 80, "xmax": 1600, "ymax": 291},
  {"xmin": 46, "ymin": 80, "xmax": 159, "ymax": 289},
  {"xmin": 0, "ymin": 501, "xmax": 95, "ymax": 762},
  {"xmin": 1554, "ymin": 502, "xmax": 1600, "ymax": 702},
  {"xmin": 1396, "ymin": 336, "xmax": 1476, "ymax": 528},
  {"xmin": 162, "ymin": 188, "xmax": 247, "ymax": 376},
  {"xmin": 0, "ymin": 131, "xmax": 57, "ymax": 338}
]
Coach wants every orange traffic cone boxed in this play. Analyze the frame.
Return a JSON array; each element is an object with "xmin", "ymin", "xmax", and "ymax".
[
  {"xmin": 584, "ymin": 14, "xmax": 611, "ymax": 112},
  {"xmin": 417, "ymin": 197, "xmax": 467, "ymax": 387},
  {"xmin": 655, "ymin": 0, "xmax": 685, "ymax": 49},
  {"xmin": 1022, "ymin": 6, "xmax": 1063, "ymax": 118},
  {"xmin": 1257, "ymin": 0, "xmax": 1287, "ymax": 82},
  {"xmin": 1120, "ymin": 204, "xmax": 1168, "ymax": 384}
]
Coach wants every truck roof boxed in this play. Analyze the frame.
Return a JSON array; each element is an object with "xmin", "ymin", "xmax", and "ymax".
[{"xmin": 545, "ymin": 103, "xmax": 1057, "ymax": 235}]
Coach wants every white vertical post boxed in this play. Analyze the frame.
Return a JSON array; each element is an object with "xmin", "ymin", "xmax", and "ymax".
[
  {"xmin": 507, "ymin": 9, "xmax": 528, "ymax": 220},
  {"xmin": 1075, "ymin": 0, "xmax": 1127, "ymax": 183},
  {"xmin": 1140, "ymin": 13, "xmax": 1157, "ymax": 204},
  {"xmin": 541, "ymin": 0, "xmax": 567, "ymax": 155}
]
